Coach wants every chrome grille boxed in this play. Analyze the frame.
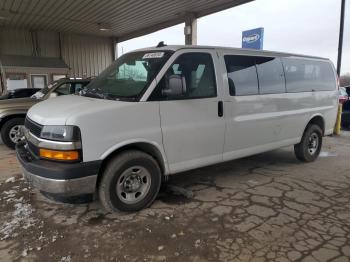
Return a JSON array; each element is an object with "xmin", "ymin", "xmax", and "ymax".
[{"xmin": 24, "ymin": 117, "xmax": 42, "ymax": 138}]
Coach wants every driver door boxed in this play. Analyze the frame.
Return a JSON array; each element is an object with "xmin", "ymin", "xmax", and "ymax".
[{"xmin": 152, "ymin": 50, "xmax": 225, "ymax": 173}]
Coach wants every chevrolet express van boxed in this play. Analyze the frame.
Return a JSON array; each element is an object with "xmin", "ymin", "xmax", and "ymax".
[{"xmin": 16, "ymin": 45, "xmax": 338, "ymax": 212}]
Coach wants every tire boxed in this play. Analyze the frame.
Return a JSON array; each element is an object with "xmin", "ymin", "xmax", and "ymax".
[
  {"xmin": 98, "ymin": 150, "xmax": 162, "ymax": 212},
  {"xmin": 294, "ymin": 124, "xmax": 323, "ymax": 162},
  {"xmin": 1, "ymin": 117, "xmax": 25, "ymax": 149}
]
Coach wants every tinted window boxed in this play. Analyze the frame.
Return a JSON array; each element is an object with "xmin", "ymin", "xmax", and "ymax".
[
  {"xmin": 256, "ymin": 57, "xmax": 286, "ymax": 94},
  {"xmin": 282, "ymin": 58, "xmax": 336, "ymax": 92},
  {"xmin": 224, "ymin": 55, "xmax": 258, "ymax": 96},
  {"xmin": 151, "ymin": 53, "xmax": 216, "ymax": 100},
  {"xmin": 55, "ymin": 83, "xmax": 72, "ymax": 95}
]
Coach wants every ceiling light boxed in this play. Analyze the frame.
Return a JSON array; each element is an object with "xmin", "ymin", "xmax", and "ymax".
[{"xmin": 98, "ymin": 23, "xmax": 111, "ymax": 31}]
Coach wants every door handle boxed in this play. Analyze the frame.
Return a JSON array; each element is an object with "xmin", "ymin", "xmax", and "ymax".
[{"xmin": 218, "ymin": 101, "xmax": 223, "ymax": 117}]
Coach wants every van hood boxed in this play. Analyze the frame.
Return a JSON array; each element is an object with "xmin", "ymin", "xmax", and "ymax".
[{"xmin": 27, "ymin": 95, "xmax": 133, "ymax": 125}]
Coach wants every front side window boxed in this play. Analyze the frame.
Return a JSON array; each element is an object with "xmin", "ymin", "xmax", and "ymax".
[
  {"xmin": 150, "ymin": 52, "xmax": 217, "ymax": 100},
  {"xmin": 224, "ymin": 55, "xmax": 258, "ymax": 96},
  {"xmin": 83, "ymin": 51, "xmax": 173, "ymax": 101},
  {"xmin": 54, "ymin": 83, "xmax": 72, "ymax": 95}
]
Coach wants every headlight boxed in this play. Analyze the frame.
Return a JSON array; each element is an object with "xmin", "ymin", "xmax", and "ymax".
[{"xmin": 40, "ymin": 126, "xmax": 81, "ymax": 142}]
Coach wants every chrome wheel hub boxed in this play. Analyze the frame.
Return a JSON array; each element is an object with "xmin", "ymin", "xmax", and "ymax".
[
  {"xmin": 9, "ymin": 125, "xmax": 24, "ymax": 144},
  {"xmin": 116, "ymin": 166, "xmax": 151, "ymax": 204},
  {"xmin": 308, "ymin": 132, "xmax": 319, "ymax": 155}
]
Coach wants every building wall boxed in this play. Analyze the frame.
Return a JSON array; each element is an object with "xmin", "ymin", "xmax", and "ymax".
[
  {"xmin": 0, "ymin": 28, "xmax": 33, "ymax": 56},
  {"xmin": 61, "ymin": 33, "xmax": 113, "ymax": 78},
  {"xmin": 0, "ymin": 28, "xmax": 113, "ymax": 78}
]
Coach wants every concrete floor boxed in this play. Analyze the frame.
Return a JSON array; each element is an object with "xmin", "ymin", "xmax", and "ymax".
[{"xmin": 0, "ymin": 134, "xmax": 350, "ymax": 262}]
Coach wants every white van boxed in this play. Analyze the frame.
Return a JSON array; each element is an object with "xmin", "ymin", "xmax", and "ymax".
[{"xmin": 16, "ymin": 45, "xmax": 338, "ymax": 212}]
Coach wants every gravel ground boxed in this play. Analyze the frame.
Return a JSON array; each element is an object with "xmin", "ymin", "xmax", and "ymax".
[{"xmin": 0, "ymin": 133, "xmax": 350, "ymax": 262}]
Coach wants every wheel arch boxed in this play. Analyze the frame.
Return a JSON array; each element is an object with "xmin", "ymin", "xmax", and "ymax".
[
  {"xmin": 305, "ymin": 114, "xmax": 325, "ymax": 136},
  {"xmin": 96, "ymin": 140, "xmax": 169, "ymax": 189},
  {"xmin": 0, "ymin": 113, "xmax": 26, "ymax": 130}
]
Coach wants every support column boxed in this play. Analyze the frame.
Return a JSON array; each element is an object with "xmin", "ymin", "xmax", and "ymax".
[
  {"xmin": 111, "ymin": 37, "xmax": 118, "ymax": 60},
  {"xmin": 184, "ymin": 14, "xmax": 197, "ymax": 45},
  {"xmin": 337, "ymin": 0, "xmax": 346, "ymax": 76}
]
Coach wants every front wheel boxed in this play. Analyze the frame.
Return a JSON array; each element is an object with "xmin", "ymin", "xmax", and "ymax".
[
  {"xmin": 294, "ymin": 124, "xmax": 323, "ymax": 162},
  {"xmin": 1, "ymin": 117, "xmax": 25, "ymax": 149},
  {"xmin": 98, "ymin": 150, "xmax": 162, "ymax": 212}
]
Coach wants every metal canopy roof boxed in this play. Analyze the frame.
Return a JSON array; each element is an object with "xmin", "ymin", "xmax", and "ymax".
[{"xmin": 0, "ymin": 0, "xmax": 252, "ymax": 41}]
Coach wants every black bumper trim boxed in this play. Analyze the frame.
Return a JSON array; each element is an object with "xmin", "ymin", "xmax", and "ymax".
[{"xmin": 16, "ymin": 142, "xmax": 102, "ymax": 180}]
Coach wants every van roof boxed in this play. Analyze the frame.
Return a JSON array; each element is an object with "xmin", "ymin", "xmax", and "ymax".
[{"xmin": 133, "ymin": 45, "xmax": 329, "ymax": 61}]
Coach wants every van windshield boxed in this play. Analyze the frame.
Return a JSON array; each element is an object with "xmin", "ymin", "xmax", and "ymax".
[{"xmin": 82, "ymin": 51, "xmax": 173, "ymax": 101}]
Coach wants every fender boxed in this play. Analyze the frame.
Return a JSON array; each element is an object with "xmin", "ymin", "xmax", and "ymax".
[
  {"xmin": 0, "ymin": 109, "xmax": 28, "ymax": 120},
  {"xmin": 308, "ymin": 113, "xmax": 324, "ymax": 123},
  {"xmin": 302, "ymin": 113, "xmax": 325, "ymax": 136},
  {"xmin": 99, "ymin": 138, "xmax": 170, "ymax": 175}
]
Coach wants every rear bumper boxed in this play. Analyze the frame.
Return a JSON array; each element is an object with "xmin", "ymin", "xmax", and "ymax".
[{"xmin": 16, "ymin": 142, "xmax": 101, "ymax": 197}]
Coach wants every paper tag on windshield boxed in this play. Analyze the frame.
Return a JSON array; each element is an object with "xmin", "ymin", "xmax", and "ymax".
[{"xmin": 143, "ymin": 52, "xmax": 164, "ymax": 59}]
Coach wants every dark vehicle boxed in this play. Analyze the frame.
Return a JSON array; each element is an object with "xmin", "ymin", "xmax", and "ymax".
[
  {"xmin": 0, "ymin": 78, "xmax": 91, "ymax": 149},
  {"xmin": 339, "ymin": 87, "xmax": 348, "ymax": 104},
  {"xmin": 0, "ymin": 88, "xmax": 41, "ymax": 100},
  {"xmin": 341, "ymin": 85, "xmax": 350, "ymax": 128}
]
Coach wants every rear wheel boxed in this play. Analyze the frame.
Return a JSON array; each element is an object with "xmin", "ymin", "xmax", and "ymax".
[
  {"xmin": 1, "ymin": 117, "xmax": 25, "ymax": 149},
  {"xmin": 294, "ymin": 124, "xmax": 322, "ymax": 162},
  {"xmin": 98, "ymin": 150, "xmax": 162, "ymax": 212}
]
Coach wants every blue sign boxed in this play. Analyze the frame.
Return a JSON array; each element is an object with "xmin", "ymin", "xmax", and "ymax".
[{"xmin": 242, "ymin": 27, "xmax": 264, "ymax": 50}]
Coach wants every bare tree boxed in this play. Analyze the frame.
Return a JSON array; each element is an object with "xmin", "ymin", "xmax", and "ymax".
[{"xmin": 340, "ymin": 73, "xmax": 350, "ymax": 87}]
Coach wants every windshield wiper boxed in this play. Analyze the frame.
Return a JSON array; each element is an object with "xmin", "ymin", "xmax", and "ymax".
[
  {"xmin": 81, "ymin": 88, "xmax": 138, "ymax": 101},
  {"xmin": 80, "ymin": 88, "xmax": 106, "ymax": 99}
]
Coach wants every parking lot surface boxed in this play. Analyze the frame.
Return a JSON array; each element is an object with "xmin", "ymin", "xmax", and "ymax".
[{"xmin": 1, "ymin": 134, "xmax": 350, "ymax": 262}]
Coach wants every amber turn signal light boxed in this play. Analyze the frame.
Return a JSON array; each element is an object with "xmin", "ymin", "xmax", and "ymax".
[{"xmin": 39, "ymin": 149, "xmax": 79, "ymax": 161}]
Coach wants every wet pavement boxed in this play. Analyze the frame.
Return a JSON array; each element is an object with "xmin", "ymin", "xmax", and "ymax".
[{"xmin": 0, "ymin": 133, "xmax": 350, "ymax": 261}]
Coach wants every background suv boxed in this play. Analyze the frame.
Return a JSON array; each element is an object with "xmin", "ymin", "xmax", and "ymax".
[{"xmin": 0, "ymin": 78, "xmax": 91, "ymax": 149}]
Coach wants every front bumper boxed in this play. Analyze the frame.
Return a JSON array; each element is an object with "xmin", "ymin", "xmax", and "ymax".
[{"xmin": 16, "ymin": 142, "xmax": 101, "ymax": 197}]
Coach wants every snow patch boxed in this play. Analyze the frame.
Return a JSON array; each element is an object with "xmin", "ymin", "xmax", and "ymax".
[
  {"xmin": 5, "ymin": 177, "xmax": 16, "ymax": 183},
  {"xmin": 0, "ymin": 201, "xmax": 37, "ymax": 240},
  {"xmin": 60, "ymin": 255, "xmax": 72, "ymax": 262}
]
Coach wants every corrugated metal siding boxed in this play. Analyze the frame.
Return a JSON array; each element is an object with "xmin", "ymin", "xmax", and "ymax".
[
  {"xmin": 61, "ymin": 33, "xmax": 113, "ymax": 77},
  {"xmin": 0, "ymin": 28, "xmax": 33, "ymax": 56},
  {"xmin": 37, "ymin": 31, "xmax": 60, "ymax": 57},
  {"xmin": 0, "ymin": 28, "xmax": 113, "ymax": 78}
]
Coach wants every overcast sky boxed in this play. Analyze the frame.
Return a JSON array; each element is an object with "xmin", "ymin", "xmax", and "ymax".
[{"xmin": 118, "ymin": 0, "xmax": 349, "ymax": 75}]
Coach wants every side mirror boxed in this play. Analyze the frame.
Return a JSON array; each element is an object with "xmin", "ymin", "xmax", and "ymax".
[{"xmin": 162, "ymin": 75, "xmax": 186, "ymax": 98}]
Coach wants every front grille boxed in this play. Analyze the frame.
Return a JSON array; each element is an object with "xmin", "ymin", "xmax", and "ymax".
[
  {"xmin": 27, "ymin": 140, "xmax": 39, "ymax": 157},
  {"xmin": 24, "ymin": 117, "xmax": 43, "ymax": 138}
]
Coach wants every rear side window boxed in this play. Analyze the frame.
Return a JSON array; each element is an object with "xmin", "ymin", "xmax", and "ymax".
[
  {"xmin": 282, "ymin": 58, "xmax": 336, "ymax": 92},
  {"xmin": 256, "ymin": 57, "xmax": 286, "ymax": 94},
  {"xmin": 224, "ymin": 55, "xmax": 258, "ymax": 96}
]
